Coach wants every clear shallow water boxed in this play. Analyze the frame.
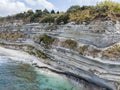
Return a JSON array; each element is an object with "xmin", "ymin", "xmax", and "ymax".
[{"xmin": 0, "ymin": 56, "xmax": 79, "ymax": 90}]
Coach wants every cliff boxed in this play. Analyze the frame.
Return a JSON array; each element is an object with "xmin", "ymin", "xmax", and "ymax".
[{"xmin": 0, "ymin": 21, "xmax": 120, "ymax": 90}]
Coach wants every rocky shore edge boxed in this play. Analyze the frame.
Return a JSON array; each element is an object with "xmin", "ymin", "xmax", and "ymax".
[
  {"xmin": 33, "ymin": 65, "xmax": 112, "ymax": 90},
  {"xmin": 0, "ymin": 43, "xmax": 113, "ymax": 90}
]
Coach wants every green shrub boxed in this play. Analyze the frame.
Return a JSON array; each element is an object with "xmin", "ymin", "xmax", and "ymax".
[
  {"xmin": 67, "ymin": 5, "xmax": 81, "ymax": 13},
  {"xmin": 40, "ymin": 15, "xmax": 55, "ymax": 23},
  {"xmin": 24, "ymin": 45, "xmax": 47, "ymax": 59},
  {"xmin": 56, "ymin": 14, "xmax": 69, "ymax": 24},
  {"xmin": 62, "ymin": 39, "xmax": 77, "ymax": 49},
  {"xmin": 35, "ymin": 34, "xmax": 55, "ymax": 45},
  {"xmin": 78, "ymin": 45, "xmax": 88, "ymax": 55},
  {"xmin": 97, "ymin": 0, "xmax": 120, "ymax": 13},
  {"xmin": 36, "ymin": 49, "xmax": 47, "ymax": 59},
  {"xmin": 102, "ymin": 44, "xmax": 120, "ymax": 60}
]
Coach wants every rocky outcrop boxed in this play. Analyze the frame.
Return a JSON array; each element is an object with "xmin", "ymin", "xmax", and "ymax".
[{"xmin": 1, "ymin": 22, "xmax": 120, "ymax": 90}]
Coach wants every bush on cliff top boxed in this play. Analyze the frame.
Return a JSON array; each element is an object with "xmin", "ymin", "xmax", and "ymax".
[{"xmin": 1, "ymin": 0, "xmax": 120, "ymax": 24}]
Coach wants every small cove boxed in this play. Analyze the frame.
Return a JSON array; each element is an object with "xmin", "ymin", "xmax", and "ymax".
[{"xmin": 0, "ymin": 55, "xmax": 79, "ymax": 90}]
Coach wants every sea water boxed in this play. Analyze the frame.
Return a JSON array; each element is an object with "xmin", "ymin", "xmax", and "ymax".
[{"xmin": 0, "ymin": 56, "xmax": 79, "ymax": 90}]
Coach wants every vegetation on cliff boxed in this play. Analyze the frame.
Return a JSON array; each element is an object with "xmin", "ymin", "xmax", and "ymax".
[
  {"xmin": 34, "ymin": 34, "xmax": 55, "ymax": 45},
  {"xmin": 62, "ymin": 39, "xmax": 77, "ymax": 50},
  {"xmin": 0, "ymin": 31, "xmax": 26, "ymax": 41},
  {"xmin": 102, "ymin": 44, "xmax": 120, "ymax": 60},
  {"xmin": 78, "ymin": 45, "xmax": 89, "ymax": 55},
  {"xmin": 1, "ymin": 0, "xmax": 120, "ymax": 24}
]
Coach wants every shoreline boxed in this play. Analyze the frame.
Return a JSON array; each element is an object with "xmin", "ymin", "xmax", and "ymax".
[
  {"xmin": 34, "ymin": 66, "xmax": 112, "ymax": 90},
  {"xmin": 0, "ymin": 46, "xmax": 112, "ymax": 90},
  {"xmin": 0, "ymin": 46, "xmax": 81, "ymax": 89}
]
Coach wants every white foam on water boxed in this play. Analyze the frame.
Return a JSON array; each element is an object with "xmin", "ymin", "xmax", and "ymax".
[
  {"xmin": 0, "ymin": 47, "xmax": 70, "ymax": 80},
  {"xmin": 0, "ymin": 56, "xmax": 10, "ymax": 64},
  {"xmin": 0, "ymin": 46, "xmax": 47, "ymax": 67},
  {"xmin": 0, "ymin": 46, "xmax": 80, "ymax": 90}
]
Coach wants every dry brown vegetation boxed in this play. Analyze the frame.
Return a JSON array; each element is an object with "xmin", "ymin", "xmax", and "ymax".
[
  {"xmin": 2, "ymin": 1, "xmax": 120, "ymax": 24},
  {"xmin": 78, "ymin": 45, "xmax": 89, "ymax": 55},
  {"xmin": 0, "ymin": 32, "xmax": 26, "ymax": 41},
  {"xmin": 102, "ymin": 44, "xmax": 120, "ymax": 60},
  {"xmin": 78, "ymin": 45, "xmax": 101, "ymax": 58},
  {"xmin": 62, "ymin": 39, "xmax": 77, "ymax": 50}
]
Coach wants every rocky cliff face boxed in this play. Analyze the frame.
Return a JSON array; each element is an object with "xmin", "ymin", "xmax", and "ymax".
[{"xmin": 1, "ymin": 21, "xmax": 120, "ymax": 90}]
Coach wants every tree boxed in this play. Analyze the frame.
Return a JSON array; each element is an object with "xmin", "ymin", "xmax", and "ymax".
[
  {"xmin": 43, "ymin": 9, "xmax": 49, "ymax": 14},
  {"xmin": 36, "ymin": 10, "xmax": 42, "ymax": 14},
  {"xmin": 51, "ymin": 10, "xmax": 55, "ymax": 14},
  {"xmin": 15, "ymin": 13, "xmax": 25, "ymax": 19},
  {"xmin": 40, "ymin": 15, "xmax": 55, "ymax": 23},
  {"xmin": 29, "ymin": 9, "xmax": 42, "ymax": 22},
  {"xmin": 67, "ymin": 5, "xmax": 80, "ymax": 13},
  {"xmin": 80, "ymin": 6, "xmax": 93, "ymax": 10},
  {"xmin": 25, "ymin": 10, "xmax": 34, "ymax": 17},
  {"xmin": 56, "ymin": 14, "xmax": 69, "ymax": 24},
  {"xmin": 57, "ymin": 11, "xmax": 59, "ymax": 14},
  {"xmin": 97, "ymin": 0, "xmax": 120, "ymax": 13},
  {"xmin": 35, "ymin": 9, "xmax": 42, "ymax": 17}
]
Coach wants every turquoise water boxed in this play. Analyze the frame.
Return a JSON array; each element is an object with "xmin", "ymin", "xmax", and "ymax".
[{"xmin": 0, "ymin": 56, "xmax": 79, "ymax": 90}]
